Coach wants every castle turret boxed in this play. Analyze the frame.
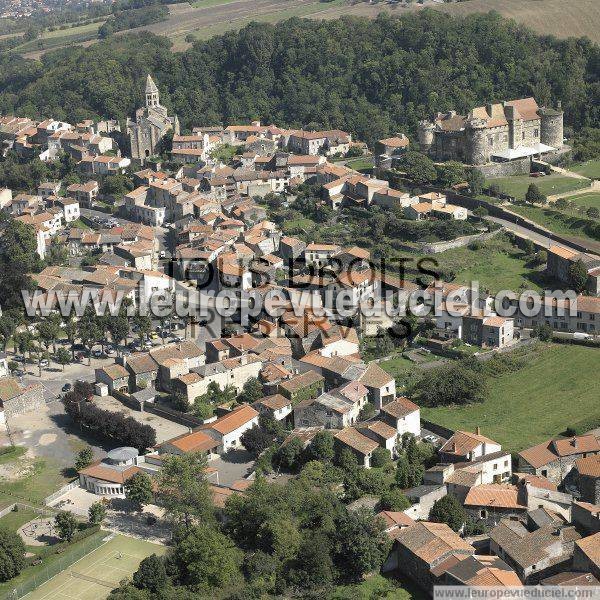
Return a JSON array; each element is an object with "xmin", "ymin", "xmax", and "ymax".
[
  {"xmin": 465, "ymin": 117, "xmax": 488, "ymax": 166},
  {"xmin": 145, "ymin": 74, "xmax": 160, "ymax": 108},
  {"xmin": 539, "ymin": 102, "xmax": 564, "ymax": 148},
  {"xmin": 417, "ymin": 120, "xmax": 435, "ymax": 155}
]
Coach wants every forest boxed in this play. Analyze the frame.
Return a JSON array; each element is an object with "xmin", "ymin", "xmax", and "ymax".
[{"xmin": 0, "ymin": 10, "xmax": 599, "ymax": 146}]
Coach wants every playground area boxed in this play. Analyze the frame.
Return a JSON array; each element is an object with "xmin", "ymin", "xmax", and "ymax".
[
  {"xmin": 18, "ymin": 516, "xmax": 59, "ymax": 547},
  {"xmin": 23, "ymin": 534, "xmax": 167, "ymax": 600}
]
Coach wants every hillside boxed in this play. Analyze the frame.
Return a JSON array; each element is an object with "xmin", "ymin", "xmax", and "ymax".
[{"xmin": 1, "ymin": 11, "xmax": 599, "ymax": 148}]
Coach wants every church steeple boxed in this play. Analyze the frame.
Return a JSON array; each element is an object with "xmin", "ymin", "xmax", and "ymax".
[{"xmin": 145, "ymin": 74, "xmax": 160, "ymax": 108}]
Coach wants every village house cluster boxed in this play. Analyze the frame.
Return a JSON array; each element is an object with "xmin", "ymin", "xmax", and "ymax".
[{"xmin": 0, "ymin": 74, "xmax": 599, "ymax": 597}]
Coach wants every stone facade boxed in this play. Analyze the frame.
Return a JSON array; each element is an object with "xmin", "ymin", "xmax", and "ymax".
[
  {"xmin": 418, "ymin": 98, "xmax": 563, "ymax": 166},
  {"xmin": 127, "ymin": 75, "xmax": 179, "ymax": 161},
  {"xmin": 3, "ymin": 384, "xmax": 44, "ymax": 419}
]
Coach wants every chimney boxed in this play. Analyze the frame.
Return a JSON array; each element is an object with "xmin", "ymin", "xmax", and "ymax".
[
  {"xmin": 571, "ymin": 437, "xmax": 578, "ymax": 448},
  {"xmin": 476, "ymin": 426, "xmax": 481, "ymax": 436}
]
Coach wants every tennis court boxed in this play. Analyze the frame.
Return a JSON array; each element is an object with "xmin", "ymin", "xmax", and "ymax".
[{"xmin": 25, "ymin": 534, "xmax": 167, "ymax": 600}]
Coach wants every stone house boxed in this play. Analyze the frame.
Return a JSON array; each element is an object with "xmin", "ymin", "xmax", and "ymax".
[
  {"xmin": 403, "ymin": 485, "xmax": 448, "ymax": 521},
  {"xmin": 439, "ymin": 429, "xmax": 503, "ymax": 464},
  {"xmin": 575, "ymin": 455, "xmax": 600, "ymax": 505},
  {"xmin": 253, "ymin": 394, "xmax": 292, "ymax": 422},
  {"xmin": 462, "ymin": 315, "xmax": 515, "ymax": 349},
  {"xmin": 545, "ymin": 245, "xmax": 600, "ymax": 296},
  {"xmin": 518, "ymin": 434, "xmax": 600, "ymax": 485},
  {"xmin": 464, "ymin": 484, "xmax": 528, "ymax": 526},
  {"xmin": 572, "ymin": 532, "xmax": 600, "ymax": 580},
  {"xmin": 383, "ymin": 522, "xmax": 475, "ymax": 593},
  {"xmin": 0, "ymin": 377, "xmax": 44, "ymax": 421},
  {"xmin": 200, "ymin": 404, "xmax": 260, "ymax": 454},
  {"xmin": 380, "ymin": 397, "xmax": 421, "ymax": 437},
  {"xmin": 571, "ymin": 501, "xmax": 600, "ymax": 535},
  {"xmin": 124, "ymin": 353, "xmax": 159, "ymax": 391},
  {"xmin": 334, "ymin": 427, "xmax": 379, "ymax": 468},
  {"xmin": 489, "ymin": 519, "xmax": 581, "ymax": 583},
  {"xmin": 95, "ymin": 364, "xmax": 130, "ymax": 394},
  {"xmin": 278, "ymin": 370, "xmax": 324, "ymax": 404},
  {"xmin": 358, "ymin": 420, "xmax": 399, "ymax": 456},
  {"xmin": 441, "ymin": 554, "xmax": 522, "ymax": 587}
]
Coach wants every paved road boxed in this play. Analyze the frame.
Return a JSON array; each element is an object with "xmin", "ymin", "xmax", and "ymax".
[{"xmin": 485, "ymin": 214, "xmax": 580, "ymax": 253}]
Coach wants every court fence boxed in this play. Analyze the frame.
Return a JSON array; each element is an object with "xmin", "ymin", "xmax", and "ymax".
[{"xmin": 1, "ymin": 531, "xmax": 110, "ymax": 600}]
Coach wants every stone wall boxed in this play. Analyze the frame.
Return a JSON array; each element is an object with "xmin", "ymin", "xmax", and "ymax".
[
  {"xmin": 418, "ymin": 228, "xmax": 502, "ymax": 254},
  {"xmin": 4, "ymin": 385, "xmax": 45, "ymax": 419},
  {"xmin": 478, "ymin": 157, "xmax": 532, "ymax": 178}
]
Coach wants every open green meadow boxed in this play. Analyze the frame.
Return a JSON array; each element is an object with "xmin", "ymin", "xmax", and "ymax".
[
  {"xmin": 25, "ymin": 534, "xmax": 166, "ymax": 600},
  {"xmin": 486, "ymin": 174, "xmax": 591, "ymax": 200},
  {"xmin": 561, "ymin": 191, "xmax": 600, "ymax": 210},
  {"xmin": 12, "ymin": 21, "xmax": 103, "ymax": 55},
  {"xmin": 421, "ymin": 344, "xmax": 600, "ymax": 452},
  {"xmin": 570, "ymin": 160, "xmax": 600, "ymax": 180}
]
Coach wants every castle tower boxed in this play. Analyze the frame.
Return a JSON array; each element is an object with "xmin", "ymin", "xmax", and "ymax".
[
  {"xmin": 417, "ymin": 120, "xmax": 435, "ymax": 155},
  {"xmin": 465, "ymin": 117, "xmax": 488, "ymax": 166},
  {"xmin": 145, "ymin": 74, "xmax": 160, "ymax": 108},
  {"xmin": 539, "ymin": 102, "xmax": 564, "ymax": 148}
]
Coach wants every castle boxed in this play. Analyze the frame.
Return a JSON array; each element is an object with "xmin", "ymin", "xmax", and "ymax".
[
  {"xmin": 417, "ymin": 97, "xmax": 563, "ymax": 166},
  {"xmin": 127, "ymin": 75, "xmax": 179, "ymax": 161}
]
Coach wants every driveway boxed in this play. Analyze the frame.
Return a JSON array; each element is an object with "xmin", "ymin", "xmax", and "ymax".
[{"xmin": 210, "ymin": 450, "xmax": 255, "ymax": 486}]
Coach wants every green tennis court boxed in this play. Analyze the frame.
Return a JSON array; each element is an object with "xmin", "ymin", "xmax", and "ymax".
[{"xmin": 25, "ymin": 534, "xmax": 167, "ymax": 600}]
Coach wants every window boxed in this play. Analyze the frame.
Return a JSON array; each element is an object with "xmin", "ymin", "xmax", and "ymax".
[
  {"xmin": 480, "ymin": 509, "xmax": 487, "ymax": 518},
  {"xmin": 534, "ymin": 128, "xmax": 539, "ymax": 137},
  {"xmin": 493, "ymin": 463, "xmax": 498, "ymax": 470},
  {"xmin": 504, "ymin": 460, "xmax": 509, "ymax": 467}
]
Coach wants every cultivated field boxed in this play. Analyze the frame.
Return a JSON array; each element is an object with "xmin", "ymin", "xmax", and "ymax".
[{"xmin": 25, "ymin": 534, "xmax": 166, "ymax": 600}]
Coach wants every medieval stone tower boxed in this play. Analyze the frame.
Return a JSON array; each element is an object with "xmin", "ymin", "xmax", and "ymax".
[
  {"xmin": 465, "ymin": 117, "xmax": 488, "ymax": 166},
  {"xmin": 417, "ymin": 120, "xmax": 435, "ymax": 154},
  {"xmin": 539, "ymin": 102, "xmax": 564, "ymax": 149},
  {"xmin": 127, "ymin": 74, "xmax": 180, "ymax": 162}
]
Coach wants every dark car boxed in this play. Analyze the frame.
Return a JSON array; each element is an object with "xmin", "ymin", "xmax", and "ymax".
[{"xmin": 62, "ymin": 383, "xmax": 72, "ymax": 392}]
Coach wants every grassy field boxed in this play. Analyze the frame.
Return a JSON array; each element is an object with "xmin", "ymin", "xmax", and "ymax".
[
  {"xmin": 508, "ymin": 204, "xmax": 599, "ymax": 243},
  {"xmin": 571, "ymin": 160, "xmax": 600, "ymax": 180},
  {"xmin": 0, "ymin": 455, "xmax": 71, "ymax": 506},
  {"xmin": 421, "ymin": 344, "xmax": 600, "ymax": 452},
  {"xmin": 332, "ymin": 574, "xmax": 424, "ymax": 600},
  {"xmin": 561, "ymin": 192, "xmax": 600, "ymax": 210},
  {"xmin": 486, "ymin": 174, "xmax": 591, "ymax": 200},
  {"xmin": 26, "ymin": 534, "xmax": 166, "ymax": 600},
  {"xmin": 427, "ymin": 234, "xmax": 545, "ymax": 294},
  {"xmin": 345, "ymin": 156, "xmax": 374, "ymax": 173}
]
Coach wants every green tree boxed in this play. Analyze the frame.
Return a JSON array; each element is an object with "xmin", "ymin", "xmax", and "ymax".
[
  {"xmin": 237, "ymin": 377, "xmax": 263, "ymax": 404},
  {"xmin": 395, "ymin": 151, "xmax": 437, "ymax": 185},
  {"xmin": 379, "ymin": 487, "xmax": 411, "ymax": 511},
  {"xmin": 569, "ymin": 259, "xmax": 589, "ymax": 293},
  {"xmin": 276, "ymin": 436, "xmax": 304, "ymax": 471},
  {"xmin": 75, "ymin": 446, "xmax": 94, "ymax": 471},
  {"xmin": 132, "ymin": 315, "xmax": 152, "ymax": 348},
  {"xmin": 0, "ymin": 315, "xmax": 16, "ymax": 352},
  {"xmin": 100, "ymin": 174, "xmax": 134, "ymax": 197},
  {"xmin": 304, "ymin": 431, "xmax": 335, "ymax": 463},
  {"xmin": 54, "ymin": 512, "xmax": 78, "ymax": 541},
  {"xmin": 156, "ymin": 452, "xmax": 213, "ymax": 528},
  {"xmin": 436, "ymin": 161, "xmax": 466, "ymax": 187},
  {"xmin": 532, "ymin": 323, "xmax": 553, "ymax": 341},
  {"xmin": 0, "ymin": 220, "xmax": 41, "ymax": 308},
  {"xmin": 133, "ymin": 554, "xmax": 167, "ymax": 593},
  {"xmin": 525, "ymin": 183, "xmax": 547, "ymax": 204},
  {"xmin": 409, "ymin": 361, "xmax": 487, "ymax": 407},
  {"xmin": 172, "ymin": 524, "xmax": 241, "ymax": 593},
  {"xmin": 77, "ymin": 306, "xmax": 103, "ymax": 365},
  {"xmin": 429, "ymin": 494, "xmax": 466, "ymax": 532},
  {"xmin": 240, "ymin": 426, "xmax": 274, "ymax": 456},
  {"xmin": 88, "ymin": 501, "xmax": 107, "ymax": 525},
  {"xmin": 56, "ymin": 347, "xmax": 71, "ymax": 371},
  {"xmin": 333, "ymin": 508, "xmax": 389, "ymax": 583},
  {"xmin": 125, "ymin": 472, "xmax": 154, "ymax": 511},
  {"xmin": 371, "ymin": 447, "xmax": 392, "ymax": 469},
  {"xmin": 467, "ymin": 169, "xmax": 485, "ymax": 196},
  {"xmin": 0, "ymin": 528, "xmax": 26, "ymax": 582},
  {"xmin": 107, "ymin": 314, "xmax": 130, "ymax": 355}
]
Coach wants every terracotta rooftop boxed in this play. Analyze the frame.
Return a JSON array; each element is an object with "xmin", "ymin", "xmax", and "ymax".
[
  {"xmin": 334, "ymin": 427, "xmax": 378, "ymax": 456},
  {"xmin": 575, "ymin": 532, "xmax": 600, "ymax": 568},
  {"xmin": 381, "ymin": 397, "xmax": 419, "ymax": 419},
  {"xmin": 576, "ymin": 455, "xmax": 600, "ymax": 478},
  {"xmin": 162, "ymin": 430, "xmax": 219, "ymax": 454},
  {"xmin": 464, "ymin": 484, "xmax": 526, "ymax": 510},
  {"xmin": 203, "ymin": 404, "xmax": 258, "ymax": 436}
]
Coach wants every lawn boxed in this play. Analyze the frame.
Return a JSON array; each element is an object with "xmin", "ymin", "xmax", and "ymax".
[
  {"xmin": 428, "ymin": 234, "xmax": 544, "ymax": 294},
  {"xmin": 570, "ymin": 160, "xmax": 600, "ymax": 180},
  {"xmin": 332, "ymin": 574, "xmax": 425, "ymax": 600},
  {"xmin": 508, "ymin": 204, "xmax": 599, "ymax": 244},
  {"xmin": 486, "ymin": 174, "xmax": 591, "ymax": 199},
  {"xmin": 561, "ymin": 191, "xmax": 600, "ymax": 210},
  {"xmin": 346, "ymin": 156, "xmax": 374, "ymax": 173},
  {"xmin": 0, "ymin": 456, "xmax": 72, "ymax": 506},
  {"xmin": 421, "ymin": 344, "xmax": 600, "ymax": 452},
  {"xmin": 25, "ymin": 534, "xmax": 167, "ymax": 600},
  {"xmin": 12, "ymin": 21, "xmax": 103, "ymax": 54}
]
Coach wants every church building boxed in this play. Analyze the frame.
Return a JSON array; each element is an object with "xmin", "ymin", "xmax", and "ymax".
[{"xmin": 127, "ymin": 75, "xmax": 179, "ymax": 161}]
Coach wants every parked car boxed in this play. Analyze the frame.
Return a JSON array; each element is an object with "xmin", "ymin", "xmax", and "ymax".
[
  {"xmin": 92, "ymin": 349, "xmax": 103, "ymax": 358},
  {"xmin": 62, "ymin": 383, "xmax": 72, "ymax": 392},
  {"xmin": 75, "ymin": 352, "xmax": 85, "ymax": 362},
  {"xmin": 39, "ymin": 359, "xmax": 49, "ymax": 368},
  {"xmin": 13, "ymin": 355, "xmax": 25, "ymax": 362}
]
